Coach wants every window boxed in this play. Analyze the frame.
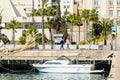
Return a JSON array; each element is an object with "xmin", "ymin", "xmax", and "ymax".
[
  {"xmin": 38, "ymin": 4, "xmax": 40, "ymax": 7},
  {"xmin": 109, "ymin": 0, "xmax": 113, "ymax": 5},
  {"xmin": 117, "ymin": 0, "xmax": 120, "ymax": 5},
  {"xmin": 117, "ymin": 10, "xmax": 120, "ymax": 16},
  {"xmin": 64, "ymin": 1, "xmax": 66, "ymax": 3},
  {"xmin": 94, "ymin": 0, "xmax": 98, "ymax": 6},
  {"xmin": 64, "ymin": 5, "xmax": 70, "ymax": 9},
  {"xmin": 67, "ymin": 5, "xmax": 70, "ymax": 8},
  {"xmin": 52, "ymin": 0, "xmax": 57, "ymax": 3},
  {"xmin": 67, "ymin": 1, "xmax": 69, "ymax": 3},
  {"xmin": 64, "ymin": 5, "xmax": 66, "ymax": 8},
  {"xmin": 52, "ymin": 5, "xmax": 57, "ymax": 9},
  {"xmin": 109, "ymin": 10, "xmax": 113, "ymax": 17},
  {"xmin": 38, "ymin": 0, "xmax": 40, "ymax": 3}
]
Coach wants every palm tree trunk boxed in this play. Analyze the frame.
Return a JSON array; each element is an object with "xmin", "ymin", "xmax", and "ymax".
[
  {"xmin": 104, "ymin": 39, "xmax": 107, "ymax": 45},
  {"xmin": 76, "ymin": 26, "xmax": 80, "ymax": 49},
  {"xmin": 13, "ymin": 28, "xmax": 15, "ymax": 48},
  {"xmin": 104, "ymin": 32, "xmax": 107, "ymax": 45},
  {"xmin": 49, "ymin": 28, "xmax": 53, "ymax": 49},
  {"xmin": 42, "ymin": 1, "xmax": 45, "ymax": 49},
  {"xmin": 70, "ymin": 24, "xmax": 73, "ymax": 43}
]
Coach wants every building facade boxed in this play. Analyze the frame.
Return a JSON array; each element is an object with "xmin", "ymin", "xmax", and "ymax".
[{"xmin": 75, "ymin": 0, "xmax": 120, "ymax": 26}]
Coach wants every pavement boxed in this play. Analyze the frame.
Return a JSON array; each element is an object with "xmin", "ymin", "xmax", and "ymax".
[
  {"xmin": 108, "ymin": 51, "xmax": 120, "ymax": 80},
  {"xmin": 108, "ymin": 30, "xmax": 120, "ymax": 80}
]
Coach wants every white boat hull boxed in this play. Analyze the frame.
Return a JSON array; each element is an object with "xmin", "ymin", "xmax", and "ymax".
[{"xmin": 32, "ymin": 64, "xmax": 104, "ymax": 73}]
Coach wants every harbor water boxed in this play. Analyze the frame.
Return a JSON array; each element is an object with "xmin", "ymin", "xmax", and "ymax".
[{"xmin": 0, "ymin": 72, "xmax": 108, "ymax": 80}]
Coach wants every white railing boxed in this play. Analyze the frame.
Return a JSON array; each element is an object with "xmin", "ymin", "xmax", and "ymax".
[{"xmin": 4, "ymin": 44, "xmax": 103, "ymax": 50}]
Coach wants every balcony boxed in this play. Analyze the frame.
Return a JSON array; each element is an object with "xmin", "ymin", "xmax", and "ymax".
[{"xmin": 108, "ymin": 4, "xmax": 114, "ymax": 8}]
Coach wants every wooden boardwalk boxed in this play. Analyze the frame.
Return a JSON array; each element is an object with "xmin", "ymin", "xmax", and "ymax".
[{"xmin": 108, "ymin": 51, "xmax": 120, "ymax": 80}]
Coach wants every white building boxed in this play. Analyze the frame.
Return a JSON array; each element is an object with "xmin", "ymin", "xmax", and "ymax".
[
  {"xmin": 60, "ymin": 0, "xmax": 74, "ymax": 16},
  {"xmin": 12, "ymin": 0, "xmax": 74, "ymax": 16},
  {"xmin": 76, "ymin": 0, "xmax": 120, "ymax": 26}
]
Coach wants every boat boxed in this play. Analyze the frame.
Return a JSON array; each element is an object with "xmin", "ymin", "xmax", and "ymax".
[{"xmin": 32, "ymin": 56, "xmax": 104, "ymax": 73}]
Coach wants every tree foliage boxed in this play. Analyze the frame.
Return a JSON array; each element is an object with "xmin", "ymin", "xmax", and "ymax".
[
  {"xmin": 1, "ymin": 34, "xmax": 10, "ymax": 44},
  {"xmin": 99, "ymin": 19, "xmax": 113, "ymax": 45},
  {"xmin": 19, "ymin": 26, "xmax": 48, "ymax": 44},
  {"xmin": 6, "ymin": 19, "xmax": 20, "ymax": 29},
  {"xmin": 6, "ymin": 19, "xmax": 20, "ymax": 45},
  {"xmin": 30, "ymin": 7, "xmax": 55, "ymax": 16}
]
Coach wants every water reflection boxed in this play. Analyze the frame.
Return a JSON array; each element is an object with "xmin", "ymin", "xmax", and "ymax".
[{"xmin": 0, "ymin": 72, "xmax": 107, "ymax": 80}]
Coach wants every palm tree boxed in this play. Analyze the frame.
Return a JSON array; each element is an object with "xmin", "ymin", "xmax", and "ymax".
[
  {"xmin": 67, "ymin": 13, "xmax": 77, "ymax": 42},
  {"xmin": 41, "ymin": 0, "xmax": 49, "ymax": 49},
  {"xmin": 89, "ymin": 9, "xmax": 99, "ymax": 23},
  {"xmin": 31, "ymin": 6, "xmax": 55, "ymax": 16},
  {"xmin": 100, "ymin": 18, "xmax": 113, "ymax": 45},
  {"xmin": 46, "ymin": 17, "xmax": 56, "ymax": 49},
  {"xmin": 74, "ymin": 15, "xmax": 82, "ymax": 49},
  {"xmin": 6, "ymin": 19, "xmax": 20, "ymax": 47},
  {"xmin": 89, "ymin": 9, "xmax": 99, "ymax": 44},
  {"xmin": 30, "ymin": 9, "xmax": 38, "ymax": 16},
  {"xmin": 81, "ymin": 9, "xmax": 90, "ymax": 41},
  {"xmin": 45, "ymin": 6, "xmax": 56, "ymax": 16},
  {"xmin": 55, "ymin": 0, "xmax": 61, "ymax": 33},
  {"xmin": 60, "ymin": 16, "xmax": 68, "ymax": 41},
  {"xmin": 92, "ymin": 22, "xmax": 103, "ymax": 44}
]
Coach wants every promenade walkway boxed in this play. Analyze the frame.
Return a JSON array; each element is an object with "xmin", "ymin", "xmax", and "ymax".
[{"xmin": 108, "ymin": 51, "xmax": 120, "ymax": 80}]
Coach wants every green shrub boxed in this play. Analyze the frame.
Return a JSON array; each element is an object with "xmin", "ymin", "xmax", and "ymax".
[
  {"xmin": 1, "ymin": 34, "xmax": 10, "ymax": 44},
  {"xmin": 19, "ymin": 36, "xmax": 26, "ymax": 44},
  {"xmin": 80, "ymin": 40, "xmax": 86, "ymax": 45},
  {"xmin": 98, "ymin": 36, "xmax": 104, "ymax": 42},
  {"xmin": 19, "ymin": 26, "xmax": 48, "ymax": 44}
]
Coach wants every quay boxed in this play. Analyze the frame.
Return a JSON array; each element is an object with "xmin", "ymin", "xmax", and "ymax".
[
  {"xmin": 0, "ymin": 50, "xmax": 112, "ymax": 61},
  {"xmin": 0, "ymin": 49, "xmax": 112, "ymax": 64},
  {"xmin": 108, "ymin": 51, "xmax": 120, "ymax": 80}
]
